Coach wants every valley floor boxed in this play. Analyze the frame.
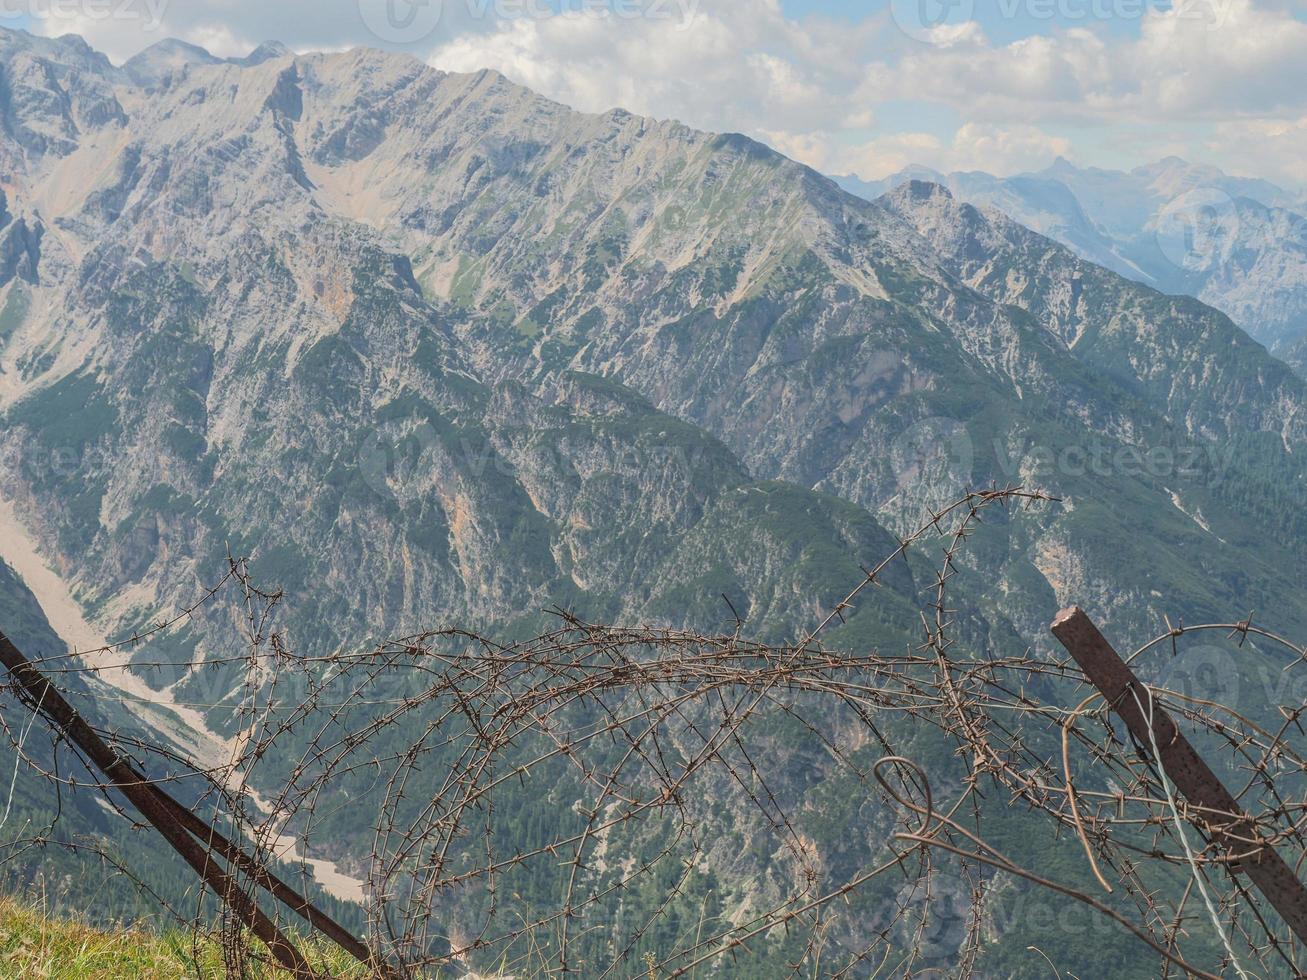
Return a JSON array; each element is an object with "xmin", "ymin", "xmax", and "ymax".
[{"xmin": 0, "ymin": 491, "xmax": 368, "ymax": 905}]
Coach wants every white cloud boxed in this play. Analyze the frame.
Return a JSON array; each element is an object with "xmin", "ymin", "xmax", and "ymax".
[
  {"xmin": 831, "ymin": 132, "xmax": 945, "ymax": 180},
  {"xmin": 870, "ymin": 0, "xmax": 1307, "ymax": 125},
  {"xmin": 1209, "ymin": 117, "xmax": 1307, "ymax": 186},
  {"xmin": 428, "ymin": 1, "xmax": 881, "ymax": 137},
  {"xmin": 833, "ymin": 124, "xmax": 1073, "ymax": 180},
  {"xmin": 755, "ymin": 128, "xmax": 846, "ymax": 171},
  {"xmin": 948, "ymin": 123, "xmax": 1075, "ymax": 175},
  {"xmin": 1128, "ymin": 0, "xmax": 1307, "ymax": 117}
]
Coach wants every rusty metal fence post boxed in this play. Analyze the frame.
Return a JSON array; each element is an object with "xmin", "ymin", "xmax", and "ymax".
[
  {"xmin": 1051, "ymin": 606, "xmax": 1307, "ymax": 946},
  {"xmin": 0, "ymin": 628, "xmax": 388, "ymax": 977}
]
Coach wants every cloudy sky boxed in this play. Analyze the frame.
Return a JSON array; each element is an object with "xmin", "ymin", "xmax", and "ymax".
[{"xmin": 9, "ymin": 0, "xmax": 1307, "ymax": 186}]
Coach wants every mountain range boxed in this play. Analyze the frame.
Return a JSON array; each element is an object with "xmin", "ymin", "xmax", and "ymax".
[
  {"xmin": 0, "ymin": 27, "xmax": 1303, "ymax": 975},
  {"xmin": 836, "ymin": 157, "xmax": 1307, "ymax": 374}
]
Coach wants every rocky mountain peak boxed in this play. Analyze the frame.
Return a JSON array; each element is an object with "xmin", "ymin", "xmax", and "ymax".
[
  {"xmin": 122, "ymin": 37, "xmax": 222, "ymax": 87},
  {"xmin": 888, "ymin": 178, "xmax": 955, "ymax": 204},
  {"xmin": 241, "ymin": 41, "xmax": 293, "ymax": 67}
]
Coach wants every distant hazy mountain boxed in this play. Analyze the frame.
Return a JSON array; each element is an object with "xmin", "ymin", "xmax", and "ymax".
[
  {"xmin": 0, "ymin": 28, "xmax": 1305, "ymax": 973},
  {"xmin": 835, "ymin": 158, "xmax": 1307, "ymax": 365}
]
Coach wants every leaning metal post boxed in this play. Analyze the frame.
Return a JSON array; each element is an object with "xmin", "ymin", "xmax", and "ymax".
[{"xmin": 1051, "ymin": 606, "xmax": 1307, "ymax": 946}]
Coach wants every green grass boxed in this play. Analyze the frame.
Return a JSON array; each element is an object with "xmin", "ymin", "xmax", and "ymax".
[{"xmin": 0, "ymin": 898, "xmax": 369, "ymax": 978}]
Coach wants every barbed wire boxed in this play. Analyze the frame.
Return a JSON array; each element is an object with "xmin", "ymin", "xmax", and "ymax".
[{"xmin": 1, "ymin": 485, "xmax": 1304, "ymax": 977}]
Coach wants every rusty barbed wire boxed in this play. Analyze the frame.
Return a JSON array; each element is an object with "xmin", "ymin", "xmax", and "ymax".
[{"xmin": 0, "ymin": 485, "xmax": 1304, "ymax": 977}]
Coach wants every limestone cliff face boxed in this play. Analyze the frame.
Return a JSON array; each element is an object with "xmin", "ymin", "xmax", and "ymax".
[
  {"xmin": 0, "ymin": 30, "xmax": 1304, "ymax": 670},
  {"xmin": 0, "ymin": 34, "xmax": 930, "ymax": 673}
]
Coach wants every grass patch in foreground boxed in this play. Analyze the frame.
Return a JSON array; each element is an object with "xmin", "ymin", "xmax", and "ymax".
[{"xmin": 0, "ymin": 897, "xmax": 370, "ymax": 978}]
